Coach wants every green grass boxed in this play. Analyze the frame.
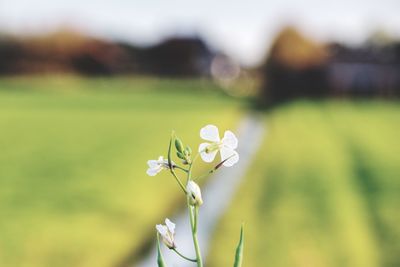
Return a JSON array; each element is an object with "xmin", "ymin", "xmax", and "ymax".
[
  {"xmin": 208, "ymin": 101, "xmax": 400, "ymax": 267},
  {"xmin": 0, "ymin": 76, "xmax": 242, "ymax": 267}
]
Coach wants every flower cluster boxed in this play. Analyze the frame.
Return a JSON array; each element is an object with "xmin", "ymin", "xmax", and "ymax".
[
  {"xmin": 147, "ymin": 124, "xmax": 239, "ymax": 177},
  {"xmin": 146, "ymin": 124, "xmax": 243, "ymax": 267}
]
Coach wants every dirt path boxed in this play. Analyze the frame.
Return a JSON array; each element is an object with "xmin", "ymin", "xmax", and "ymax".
[{"xmin": 136, "ymin": 114, "xmax": 266, "ymax": 267}]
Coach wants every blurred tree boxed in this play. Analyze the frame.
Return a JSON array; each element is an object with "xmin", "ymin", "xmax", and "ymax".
[{"xmin": 260, "ymin": 26, "xmax": 329, "ymax": 105}]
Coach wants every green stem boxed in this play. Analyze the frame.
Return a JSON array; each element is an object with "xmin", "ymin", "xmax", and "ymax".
[
  {"xmin": 187, "ymin": 198, "xmax": 203, "ymax": 267},
  {"xmin": 193, "ymin": 168, "xmax": 215, "ymax": 181},
  {"xmin": 194, "ymin": 205, "xmax": 199, "ymax": 232},
  {"xmin": 170, "ymin": 169, "xmax": 187, "ymax": 194},
  {"xmin": 156, "ymin": 233, "xmax": 167, "ymax": 267},
  {"xmin": 172, "ymin": 248, "xmax": 197, "ymax": 262},
  {"xmin": 168, "ymin": 132, "xmax": 186, "ymax": 194},
  {"xmin": 193, "ymin": 154, "xmax": 236, "ymax": 181},
  {"xmin": 173, "ymin": 166, "xmax": 189, "ymax": 173},
  {"xmin": 185, "ymin": 152, "xmax": 203, "ymax": 266},
  {"xmin": 187, "ymin": 153, "xmax": 199, "ymax": 182}
]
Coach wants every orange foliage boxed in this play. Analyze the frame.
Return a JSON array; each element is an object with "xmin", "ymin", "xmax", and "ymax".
[{"xmin": 269, "ymin": 26, "xmax": 328, "ymax": 70}]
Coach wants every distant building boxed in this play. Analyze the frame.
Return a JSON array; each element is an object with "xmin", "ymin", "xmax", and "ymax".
[{"xmin": 327, "ymin": 43, "xmax": 400, "ymax": 97}]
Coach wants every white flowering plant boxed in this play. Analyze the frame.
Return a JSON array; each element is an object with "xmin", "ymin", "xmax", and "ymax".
[{"xmin": 147, "ymin": 124, "xmax": 244, "ymax": 267}]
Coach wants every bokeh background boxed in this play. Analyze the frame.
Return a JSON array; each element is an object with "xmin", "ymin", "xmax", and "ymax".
[{"xmin": 0, "ymin": 1, "xmax": 399, "ymax": 267}]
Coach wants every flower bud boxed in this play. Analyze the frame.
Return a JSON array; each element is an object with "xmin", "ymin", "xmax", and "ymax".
[
  {"xmin": 156, "ymin": 219, "xmax": 176, "ymax": 249},
  {"xmin": 187, "ymin": 181, "xmax": 203, "ymax": 206},
  {"xmin": 185, "ymin": 146, "xmax": 192, "ymax": 156},
  {"xmin": 176, "ymin": 151, "xmax": 185, "ymax": 160},
  {"xmin": 175, "ymin": 138, "xmax": 184, "ymax": 153}
]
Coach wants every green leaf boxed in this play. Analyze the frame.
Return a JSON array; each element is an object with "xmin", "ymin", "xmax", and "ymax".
[
  {"xmin": 157, "ymin": 234, "xmax": 167, "ymax": 267},
  {"xmin": 233, "ymin": 224, "xmax": 244, "ymax": 267}
]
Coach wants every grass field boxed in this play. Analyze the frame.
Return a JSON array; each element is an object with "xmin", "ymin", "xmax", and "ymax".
[
  {"xmin": 0, "ymin": 76, "xmax": 242, "ymax": 267},
  {"xmin": 208, "ymin": 101, "xmax": 400, "ymax": 267}
]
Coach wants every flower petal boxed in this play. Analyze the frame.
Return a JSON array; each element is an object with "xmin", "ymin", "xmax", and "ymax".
[
  {"xmin": 200, "ymin": 124, "xmax": 220, "ymax": 142},
  {"xmin": 198, "ymin": 142, "xmax": 210, "ymax": 153},
  {"xmin": 147, "ymin": 168, "xmax": 159, "ymax": 176},
  {"xmin": 199, "ymin": 142, "xmax": 218, "ymax": 162},
  {"xmin": 222, "ymin": 130, "xmax": 238, "ymax": 149},
  {"xmin": 147, "ymin": 160, "xmax": 159, "ymax": 168},
  {"xmin": 165, "ymin": 218, "xmax": 175, "ymax": 234},
  {"xmin": 220, "ymin": 147, "xmax": 239, "ymax": 167},
  {"xmin": 156, "ymin": 224, "xmax": 168, "ymax": 236}
]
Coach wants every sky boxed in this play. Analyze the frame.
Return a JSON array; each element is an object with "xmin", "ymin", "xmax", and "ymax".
[{"xmin": 0, "ymin": 0, "xmax": 399, "ymax": 66}]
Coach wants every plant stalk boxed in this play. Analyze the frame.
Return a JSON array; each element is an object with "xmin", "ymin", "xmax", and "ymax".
[
  {"xmin": 187, "ymin": 199, "xmax": 203, "ymax": 267},
  {"xmin": 186, "ymin": 153, "xmax": 203, "ymax": 267},
  {"xmin": 172, "ymin": 248, "xmax": 197, "ymax": 262}
]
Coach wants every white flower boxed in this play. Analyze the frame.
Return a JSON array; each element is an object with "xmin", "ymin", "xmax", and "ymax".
[
  {"xmin": 198, "ymin": 124, "xmax": 239, "ymax": 167},
  {"xmin": 156, "ymin": 218, "xmax": 176, "ymax": 249},
  {"xmin": 146, "ymin": 156, "xmax": 174, "ymax": 176},
  {"xmin": 187, "ymin": 181, "xmax": 203, "ymax": 206}
]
